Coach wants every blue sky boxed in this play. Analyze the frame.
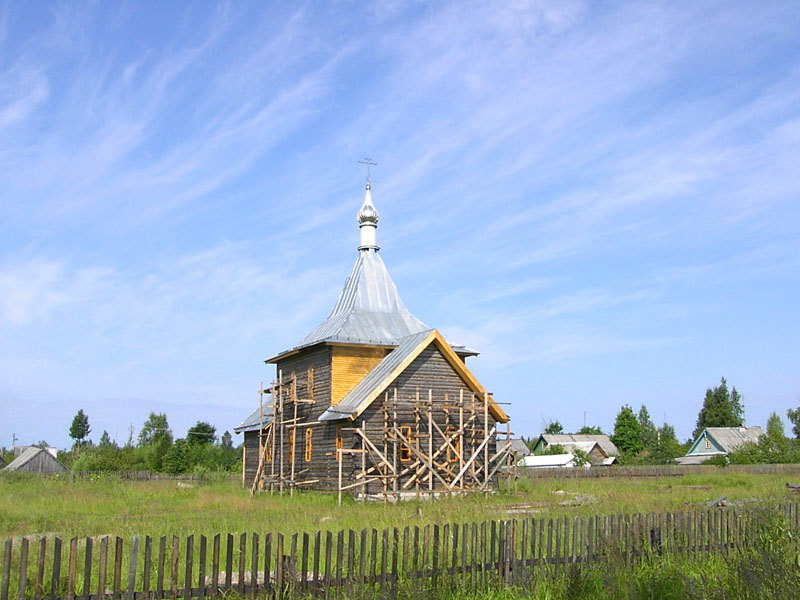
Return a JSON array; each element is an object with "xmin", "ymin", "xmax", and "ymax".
[{"xmin": 1, "ymin": 1, "xmax": 799, "ymax": 449}]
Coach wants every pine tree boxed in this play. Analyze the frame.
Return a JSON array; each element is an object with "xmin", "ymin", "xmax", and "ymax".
[
  {"xmin": 69, "ymin": 409, "xmax": 91, "ymax": 447},
  {"xmin": 788, "ymin": 401, "xmax": 800, "ymax": 439},
  {"xmin": 611, "ymin": 405, "xmax": 643, "ymax": 456},
  {"xmin": 221, "ymin": 431, "xmax": 233, "ymax": 450},
  {"xmin": 649, "ymin": 423, "xmax": 683, "ymax": 464},
  {"xmin": 638, "ymin": 405, "xmax": 657, "ymax": 451},
  {"xmin": 692, "ymin": 377, "xmax": 744, "ymax": 439},
  {"xmin": 98, "ymin": 430, "xmax": 114, "ymax": 448}
]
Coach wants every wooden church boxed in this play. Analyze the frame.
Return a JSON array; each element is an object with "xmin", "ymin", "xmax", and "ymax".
[{"xmin": 235, "ymin": 178, "xmax": 511, "ymax": 499}]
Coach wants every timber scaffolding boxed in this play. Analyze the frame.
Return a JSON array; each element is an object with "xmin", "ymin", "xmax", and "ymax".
[{"xmin": 250, "ymin": 372, "xmax": 516, "ymax": 503}]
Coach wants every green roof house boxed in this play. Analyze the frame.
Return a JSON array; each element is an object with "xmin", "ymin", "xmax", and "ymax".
[{"xmin": 676, "ymin": 426, "xmax": 763, "ymax": 465}]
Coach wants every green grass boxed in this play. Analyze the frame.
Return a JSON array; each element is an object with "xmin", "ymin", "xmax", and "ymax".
[{"xmin": 0, "ymin": 470, "xmax": 796, "ymax": 539}]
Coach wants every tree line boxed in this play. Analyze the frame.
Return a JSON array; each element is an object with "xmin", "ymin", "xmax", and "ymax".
[
  {"xmin": 59, "ymin": 410, "xmax": 241, "ymax": 475},
  {"xmin": 528, "ymin": 377, "xmax": 800, "ymax": 465}
]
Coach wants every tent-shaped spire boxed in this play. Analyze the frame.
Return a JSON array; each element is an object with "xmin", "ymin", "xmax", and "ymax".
[{"xmin": 269, "ymin": 182, "xmax": 429, "ymax": 360}]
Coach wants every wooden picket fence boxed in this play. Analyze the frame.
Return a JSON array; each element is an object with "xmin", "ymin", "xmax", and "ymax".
[
  {"xmin": 522, "ymin": 463, "xmax": 800, "ymax": 479},
  {"xmin": 3, "ymin": 503, "xmax": 799, "ymax": 600}
]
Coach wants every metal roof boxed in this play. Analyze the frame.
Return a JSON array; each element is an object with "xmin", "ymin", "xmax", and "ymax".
[
  {"xmin": 539, "ymin": 434, "xmax": 620, "ymax": 457},
  {"xmin": 698, "ymin": 426, "xmax": 763, "ymax": 454},
  {"xmin": 299, "ymin": 249, "xmax": 429, "ymax": 348},
  {"xmin": 4, "ymin": 446, "xmax": 66, "ymax": 472},
  {"xmin": 319, "ymin": 329, "xmax": 433, "ymax": 421},
  {"xmin": 234, "ymin": 397, "xmax": 274, "ymax": 433}
]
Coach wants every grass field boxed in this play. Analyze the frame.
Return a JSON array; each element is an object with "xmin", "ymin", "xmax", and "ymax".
[{"xmin": 2, "ymin": 470, "xmax": 797, "ymax": 539}]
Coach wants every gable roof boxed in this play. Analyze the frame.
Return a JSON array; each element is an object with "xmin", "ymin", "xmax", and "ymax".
[
  {"xmin": 687, "ymin": 426, "xmax": 763, "ymax": 455},
  {"xmin": 537, "ymin": 434, "xmax": 619, "ymax": 457},
  {"xmin": 318, "ymin": 328, "xmax": 508, "ymax": 423},
  {"xmin": 4, "ymin": 446, "xmax": 67, "ymax": 472}
]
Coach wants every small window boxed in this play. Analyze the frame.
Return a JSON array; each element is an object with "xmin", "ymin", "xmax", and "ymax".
[
  {"xmin": 446, "ymin": 426, "xmax": 460, "ymax": 463},
  {"xmin": 307, "ymin": 366, "xmax": 314, "ymax": 399},
  {"xmin": 705, "ymin": 438, "xmax": 711, "ymax": 450},
  {"xmin": 288, "ymin": 429, "xmax": 296, "ymax": 463},
  {"xmin": 336, "ymin": 426, "xmax": 343, "ymax": 461},
  {"xmin": 305, "ymin": 429, "xmax": 313, "ymax": 462},
  {"xmin": 265, "ymin": 440, "xmax": 272, "ymax": 463},
  {"xmin": 399, "ymin": 426, "xmax": 413, "ymax": 462},
  {"xmin": 290, "ymin": 371, "xmax": 297, "ymax": 400}
]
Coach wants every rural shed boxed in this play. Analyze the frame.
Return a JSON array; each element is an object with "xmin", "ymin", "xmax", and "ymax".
[{"xmin": 4, "ymin": 446, "xmax": 67, "ymax": 474}]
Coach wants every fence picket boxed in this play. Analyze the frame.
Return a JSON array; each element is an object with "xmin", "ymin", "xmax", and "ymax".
[
  {"xmin": 82, "ymin": 538, "xmax": 92, "ymax": 600},
  {"xmin": 67, "ymin": 538, "xmax": 77, "ymax": 600},
  {"xmin": 157, "ymin": 536, "xmax": 166, "ymax": 600},
  {"xmin": 237, "ymin": 534, "xmax": 246, "ymax": 596},
  {"xmin": 50, "ymin": 538, "xmax": 62, "ymax": 600},
  {"xmin": 262, "ymin": 534, "xmax": 271, "ymax": 596},
  {"xmin": 169, "ymin": 537, "xmax": 178, "ymax": 600},
  {"xmin": 209, "ymin": 536, "xmax": 218, "ymax": 600},
  {"xmin": 223, "ymin": 535, "xmax": 231, "ymax": 593},
  {"xmin": 1, "ymin": 539, "xmax": 11, "ymax": 600},
  {"xmin": 420, "ymin": 526, "xmax": 429, "ymax": 590},
  {"xmin": 274, "ymin": 535, "xmax": 283, "ymax": 596},
  {"xmin": 379, "ymin": 529, "xmax": 388, "ymax": 594},
  {"xmin": 34, "ymin": 538, "xmax": 46, "ymax": 600},
  {"xmin": 345, "ymin": 530, "xmax": 354, "ymax": 595},
  {"xmin": 197, "ymin": 536, "xmax": 205, "ymax": 600},
  {"xmin": 323, "ymin": 531, "xmax": 331, "ymax": 591},
  {"xmin": 469, "ymin": 523, "xmax": 477, "ymax": 594},
  {"xmin": 249, "ymin": 533, "xmax": 258, "ymax": 598},
  {"xmin": 17, "ymin": 538, "xmax": 29, "ymax": 600},
  {"xmin": 391, "ymin": 528, "xmax": 399, "ymax": 599},
  {"xmin": 313, "ymin": 531, "xmax": 320, "ymax": 591},
  {"xmin": 143, "ymin": 537, "xmax": 152, "ymax": 600},
  {"xmin": 98, "ymin": 537, "xmax": 108, "ymax": 600},
  {"xmin": 182, "ymin": 535, "xmax": 191, "ymax": 600},
  {"xmin": 289, "ymin": 534, "xmax": 297, "ymax": 596},
  {"xmin": 300, "ymin": 533, "xmax": 307, "ymax": 593},
  {"xmin": 441, "ymin": 524, "xmax": 449, "ymax": 589}
]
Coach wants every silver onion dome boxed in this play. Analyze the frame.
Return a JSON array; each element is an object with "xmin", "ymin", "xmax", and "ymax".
[{"xmin": 357, "ymin": 182, "xmax": 380, "ymax": 225}]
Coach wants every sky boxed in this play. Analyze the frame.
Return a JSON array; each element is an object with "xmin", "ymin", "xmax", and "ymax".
[{"xmin": 1, "ymin": 0, "xmax": 799, "ymax": 449}]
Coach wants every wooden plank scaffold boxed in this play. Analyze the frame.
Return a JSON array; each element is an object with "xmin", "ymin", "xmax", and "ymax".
[
  {"xmin": 339, "ymin": 388, "xmax": 513, "ymax": 503},
  {"xmin": 251, "ymin": 369, "xmax": 318, "ymax": 496}
]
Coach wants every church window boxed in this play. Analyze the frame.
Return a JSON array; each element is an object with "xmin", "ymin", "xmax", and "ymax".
[
  {"xmin": 305, "ymin": 429, "xmax": 313, "ymax": 462},
  {"xmin": 399, "ymin": 426, "xmax": 413, "ymax": 462},
  {"xmin": 288, "ymin": 429, "xmax": 296, "ymax": 463},
  {"xmin": 307, "ymin": 366, "xmax": 314, "ymax": 399},
  {"xmin": 265, "ymin": 440, "xmax": 272, "ymax": 462}
]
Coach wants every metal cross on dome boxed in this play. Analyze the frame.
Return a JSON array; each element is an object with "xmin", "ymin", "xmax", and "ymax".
[{"xmin": 358, "ymin": 156, "xmax": 377, "ymax": 185}]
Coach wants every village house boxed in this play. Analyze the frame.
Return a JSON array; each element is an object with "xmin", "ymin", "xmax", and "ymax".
[
  {"xmin": 236, "ymin": 179, "xmax": 511, "ymax": 499},
  {"xmin": 676, "ymin": 426, "xmax": 763, "ymax": 465},
  {"xmin": 530, "ymin": 433, "xmax": 619, "ymax": 466}
]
